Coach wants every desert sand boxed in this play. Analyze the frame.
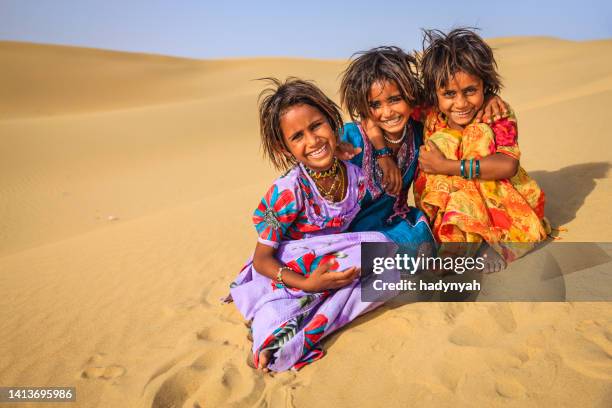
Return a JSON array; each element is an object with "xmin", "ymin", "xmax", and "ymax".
[{"xmin": 0, "ymin": 38, "xmax": 611, "ymax": 407}]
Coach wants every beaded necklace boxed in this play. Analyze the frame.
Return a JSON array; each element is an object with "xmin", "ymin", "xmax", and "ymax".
[
  {"xmin": 305, "ymin": 159, "xmax": 345, "ymax": 202},
  {"xmin": 383, "ymin": 124, "xmax": 407, "ymax": 145},
  {"xmin": 304, "ymin": 157, "xmax": 339, "ymax": 179}
]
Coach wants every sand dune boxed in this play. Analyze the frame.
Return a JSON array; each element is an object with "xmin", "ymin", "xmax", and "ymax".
[
  {"xmin": 0, "ymin": 41, "xmax": 345, "ymax": 119},
  {"xmin": 0, "ymin": 38, "xmax": 611, "ymax": 407}
]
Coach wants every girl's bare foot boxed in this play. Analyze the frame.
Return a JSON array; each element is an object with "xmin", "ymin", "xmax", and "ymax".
[
  {"xmin": 247, "ymin": 350, "xmax": 272, "ymax": 373},
  {"xmin": 480, "ymin": 245, "xmax": 506, "ymax": 273},
  {"xmin": 258, "ymin": 350, "xmax": 272, "ymax": 373}
]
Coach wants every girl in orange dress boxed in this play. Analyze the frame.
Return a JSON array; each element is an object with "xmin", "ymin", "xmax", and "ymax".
[{"xmin": 414, "ymin": 28, "xmax": 550, "ymax": 268}]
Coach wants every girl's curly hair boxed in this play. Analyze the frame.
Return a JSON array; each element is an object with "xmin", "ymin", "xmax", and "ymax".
[
  {"xmin": 258, "ymin": 77, "xmax": 343, "ymax": 172},
  {"xmin": 420, "ymin": 27, "xmax": 502, "ymax": 106},
  {"xmin": 340, "ymin": 46, "xmax": 422, "ymax": 121}
]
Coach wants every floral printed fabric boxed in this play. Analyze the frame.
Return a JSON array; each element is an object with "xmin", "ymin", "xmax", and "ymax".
[
  {"xmin": 413, "ymin": 110, "xmax": 549, "ymax": 261},
  {"xmin": 253, "ymin": 164, "xmax": 364, "ymax": 248},
  {"xmin": 340, "ymin": 120, "xmax": 435, "ymax": 247},
  {"xmin": 230, "ymin": 161, "xmax": 391, "ymax": 371}
]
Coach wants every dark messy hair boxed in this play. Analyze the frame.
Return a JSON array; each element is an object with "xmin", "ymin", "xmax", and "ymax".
[
  {"xmin": 258, "ymin": 77, "xmax": 344, "ymax": 172},
  {"xmin": 340, "ymin": 46, "xmax": 422, "ymax": 121},
  {"xmin": 420, "ymin": 27, "xmax": 502, "ymax": 106}
]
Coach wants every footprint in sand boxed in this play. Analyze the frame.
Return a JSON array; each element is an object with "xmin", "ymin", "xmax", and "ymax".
[
  {"xmin": 433, "ymin": 358, "xmax": 465, "ymax": 391},
  {"xmin": 441, "ymin": 303, "xmax": 465, "ymax": 324},
  {"xmin": 148, "ymin": 343, "xmax": 265, "ymax": 408},
  {"xmin": 495, "ymin": 377, "xmax": 527, "ymax": 399},
  {"xmin": 448, "ymin": 325, "xmax": 490, "ymax": 347},
  {"xmin": 448, "ymin": 304, "xmax": 518, "ymax": 347},
  {"xmin": 81, "ymin": 354, "xmax": 126, "ymax": 380},
  {"xmin": 195, "ymin": 328, "xmax": 210, "ymax": 341},
  {"xmin": 487, "ymin": 303, "xmax": 517, "ymax": 333},
  {"xmin": 561, "ymin": 319, "xmax": 612, "ymax": 380}
]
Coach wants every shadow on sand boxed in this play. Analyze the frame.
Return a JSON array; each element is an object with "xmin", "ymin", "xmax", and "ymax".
[
  {"xmin": 529, "ymin": 161, "xmax": 610, "ymax": 228},
  {"xmin": 323, "ymin": 162, "xmax": 612, "ymax": 352}
]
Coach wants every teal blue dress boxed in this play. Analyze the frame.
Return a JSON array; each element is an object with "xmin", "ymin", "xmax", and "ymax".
[{"xmin": 340, "ymin": 119, "xmax": 434, "ymax": 247}]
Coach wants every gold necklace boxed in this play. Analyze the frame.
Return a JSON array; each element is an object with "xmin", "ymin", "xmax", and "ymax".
[
  {"xmin": 316, "ymin": 162, "xmax": 345, "ymax": 201},
  {"xmin": 331, "ymin": 163, "xmax": 345, "ymax": 201},
  {"xmin": 305, "ymin": 158, "xmax": 339, "ymax": 179}
]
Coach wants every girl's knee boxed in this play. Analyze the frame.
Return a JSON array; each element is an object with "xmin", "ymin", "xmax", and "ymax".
[
  {"xmin": 428, "ymin": 132, "xmax": 461, "ymax": 160},
  {"xmin": 461, "ymin": 124, "xmax": 495, "ymax": 159}
]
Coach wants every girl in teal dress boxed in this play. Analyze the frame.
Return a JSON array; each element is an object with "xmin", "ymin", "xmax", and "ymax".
[{"xmin": 339, "ymin": 46, "xmax": 433, "ymax": 248}]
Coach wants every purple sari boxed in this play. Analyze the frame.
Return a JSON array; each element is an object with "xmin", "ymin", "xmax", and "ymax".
[{"xmin": 229, "ymin": 162, "xmax": 393, "ymax": 371}]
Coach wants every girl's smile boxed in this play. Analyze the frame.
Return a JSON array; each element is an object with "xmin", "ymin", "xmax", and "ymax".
[
  {"xmin": 307, "ymin": 144, "xmax": 330, "ymax": 159},
  {"xmin": 367, "ymin": 80, "xmax": 412, "ymax": 139},
  {"xmin": 436, "ymin": 71, "xmax": 485, "ymax": 130},
  {"xmin": 280, "ymin": 103, "xmax": 337, "ymax": 171}
]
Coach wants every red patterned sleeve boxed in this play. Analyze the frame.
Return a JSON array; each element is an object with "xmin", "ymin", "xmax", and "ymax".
[
  {"xmin": 490, "ymin": 111, "xmax": 521, "ymax": 160},
  {"xmin": 252, "ymin": 182, "xmax": 299, "ymax": 248}
]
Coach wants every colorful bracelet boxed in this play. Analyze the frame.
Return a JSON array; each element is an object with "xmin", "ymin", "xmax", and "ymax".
[
  {"xmin": 374, "ymin": 146, "xmax": 393, "ymax": 159},
  {"xmin": 275, "ymin": 266, "xmax": 292, "ymax": 288},
  {"xmin": 461, "ymin": 159, "xmax": 481, "ymax": 179}
]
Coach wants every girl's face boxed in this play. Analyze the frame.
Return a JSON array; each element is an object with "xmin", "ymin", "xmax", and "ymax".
[
  {"xmin": 280, "ymin": 104, "xmax": 337, "ymax": 172},
  {"xmin": 367, "ymin": 80, "xmax": 412, "ymax": 138},
  {"xmin": 436, "ymin": 70, "xmax": 484, "ymax": 130}
]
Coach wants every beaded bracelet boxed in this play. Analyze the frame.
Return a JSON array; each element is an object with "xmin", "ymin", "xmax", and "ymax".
[
  {"xmin": 374, "ymin": 146, "xmax": 393, "ymax": 159},
  {"xmin": 275, "ymin": 266, "xmax": 292, "ymax": 288}
]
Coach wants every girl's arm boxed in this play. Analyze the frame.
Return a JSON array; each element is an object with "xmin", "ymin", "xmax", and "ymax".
[
  {"xmin": 252, "ymin": 243, "xmax": 360, "ymax": 292},
  {"xmin": 361, "ymin": 119, "xmax": 402, "ymax": 196},
  {"xmin": 252, "ymin": 179, "xmax": 359, "ymax": 292},
  {"xmin": 420, "ymin": 107, "xmax": 520, "ymax": 180},
  {"xmin": 418, "ymin": 143, "xmax": 518, "ymax": 180}
]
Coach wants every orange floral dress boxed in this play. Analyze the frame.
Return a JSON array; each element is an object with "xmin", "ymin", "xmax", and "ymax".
[{"xmin": 413, "ymin": 110, "xmax": 549, "ymax": 261}]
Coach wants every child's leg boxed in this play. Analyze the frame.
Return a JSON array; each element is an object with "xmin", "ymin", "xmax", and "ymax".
[
  {"xmin": 460, "ymin": 123, "xmax": 546, "ymax": 262},
  {"xmin": 415, "ymin": 131, "xmax": 459, "ymax": 241},
  {"xmin": 427, "ymin": 131, "xmax": 462, "ymax": 160},
  {"xmin": 429, "ymin": 125, "xmax": 501, "ymax": 257},
  {"xmin": 460, "ymin": 123, "xmax": 496, "ymax": 160}
]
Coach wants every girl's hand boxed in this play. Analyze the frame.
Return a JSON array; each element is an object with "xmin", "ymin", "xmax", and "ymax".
[
  {"xmin": 303, "ymin": 259, "xmax": 360, "ymax": 292},
  {"xmin": 476, "ymin": 95, "xmax": 509, "ymax": 124},
  {"xmin": 361, "ymin": 118, "xmax": 383, "ymax": 140},
  {"xmin": 418, "ymin": 141, "xmax": 448, "ymax": 174},
  {"xmin": 378, "ymin": 156, "xmax": 402, "ymax": 196},
  {"xmin": 361, "ymin": 118, "xmax": 386, "ymax": 150},
  {"xmin": 336, "ymin": 141, "xmax": 362, "ymax": 160}
]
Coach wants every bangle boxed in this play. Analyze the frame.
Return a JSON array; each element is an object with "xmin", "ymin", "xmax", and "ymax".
[
  {"xmin": 469, "ymin": 159, "xmax": 474, "ymax": 179},
  {"xmin": 275, "ymin": 266, "xmax": 292, "ymax": 288},
  {"xmin": 374, "ymin": 146, "xmax": 393, "ymax": 159},
  {"xmin": 460, "ymin": 160, "xmax": 466, "ymax": 178},
  {"xmin": 475, "ymin": 160, "xmax": 480, "ymax": 178}
]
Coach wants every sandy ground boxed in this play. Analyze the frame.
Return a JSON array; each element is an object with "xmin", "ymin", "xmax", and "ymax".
[{"xmin": 0, "ymin": 38, "xmax": 611, "ymax": 407}]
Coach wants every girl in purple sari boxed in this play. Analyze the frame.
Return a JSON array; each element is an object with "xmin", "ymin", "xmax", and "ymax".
[{"xmin": 228, "ymin": 78, "xmax": 394, "ymax": 372}]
